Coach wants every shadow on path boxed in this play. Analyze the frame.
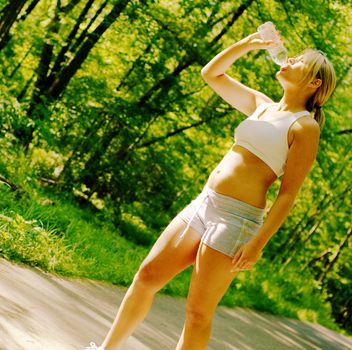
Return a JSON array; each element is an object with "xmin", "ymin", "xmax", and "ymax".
[{"xmin": 1, "ymin": 257, "xmax": 351, "ymax": 350}]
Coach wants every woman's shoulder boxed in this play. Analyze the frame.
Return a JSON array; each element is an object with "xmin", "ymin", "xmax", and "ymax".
[
  {"xmin": 290, "ymin": 115, "xmax": 320, "ymax": 143},
  {"xmin": 292, "ymin": 114, "xmax": 320, "ymax": 130}
]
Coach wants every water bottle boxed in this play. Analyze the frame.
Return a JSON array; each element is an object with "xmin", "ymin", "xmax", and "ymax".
[{"xmin": 257, "ymin": 21, "xmax": 288, "ymax": 66}]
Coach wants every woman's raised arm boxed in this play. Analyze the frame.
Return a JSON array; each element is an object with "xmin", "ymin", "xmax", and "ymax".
[{"xmin": 201, "ymin": 33, "xmax": 278, "ymax": 116}]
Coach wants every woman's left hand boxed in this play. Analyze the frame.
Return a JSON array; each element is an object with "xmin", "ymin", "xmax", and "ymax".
[{"xmin": 231, "ymin": 240, "xmax": 263, "ymax": 272}]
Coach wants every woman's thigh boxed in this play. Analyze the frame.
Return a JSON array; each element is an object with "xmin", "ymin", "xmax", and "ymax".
[
  {"xmin": 135, "ymin": 215, "xmax": 203, "ymax": 290},
  {"xmin": 185, "ymin": 241, "xmax": 240, "ymax": 318}
]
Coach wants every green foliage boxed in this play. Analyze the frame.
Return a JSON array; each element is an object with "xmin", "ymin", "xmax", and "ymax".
[{"xmin": 222, "ymin": 261, "xmax": 338, "ymax": 332}]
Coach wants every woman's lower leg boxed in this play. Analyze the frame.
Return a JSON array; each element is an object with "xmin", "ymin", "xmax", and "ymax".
[
  {"xmin": 175, "ymin": 315, "xmax": 212, "ymax": 350},
  {"xmin": 174, "ymin": 242, "xmax": 240, "ymax": 350},
  {"xmin": 101, "ymin": 278, "xmax": 157, "ymax": 350}
]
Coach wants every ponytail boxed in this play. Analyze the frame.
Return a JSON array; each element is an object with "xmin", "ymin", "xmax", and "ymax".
[
  {"xmin": 313, "ymin": 106, "xmax": 325, "ymax": 128},
  {"xmin": 306, "ymin": 94, "xmax": 325, "ymax": 128}
]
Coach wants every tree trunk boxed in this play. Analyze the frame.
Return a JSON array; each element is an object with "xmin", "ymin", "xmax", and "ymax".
[
  {"xmin": 318, "ymin": 227, "xmax": 352, "ymax": 284},
  {"xmin": 0, "ymin": 0, "xmax": 28, "ymax": 51},
  {"xmin": 17, "ymin": 71, "xmax": 34, "ymax": 101},
  {"xmin": 18, "ymin": 0, "xmax": 40, "ymax": 22},
  {"xmin": 46, "ymin": 0, "xmax": 98, "ymax": 87},
  {"xmin": 9, "ymin": 44, "xmax": 33, "ymax": 79},
  {"xmin": 69, "ymin": 0, "xmax": 109, "ymax": 54},
  {"xmin": 48, "ymin": 0, "xmax": 130, "ymax": 99},
  {"xmin": 27, "ymin": 1, "xmax": 62, "ymax": 118}
]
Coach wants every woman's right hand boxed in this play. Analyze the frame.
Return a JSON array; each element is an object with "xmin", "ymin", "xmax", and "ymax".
[{"xmin": 244, "ymin": 32, "xmax": 283, "ymax": 51}]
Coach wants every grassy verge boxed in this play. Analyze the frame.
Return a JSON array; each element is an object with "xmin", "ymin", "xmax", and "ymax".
[
  {"xmin": 0, "ymin": 183, "xmax": 350, "ymax": 338},
  {"xmin": 0, "ymin": 183, "xmax": 148, "ymax": 285}
]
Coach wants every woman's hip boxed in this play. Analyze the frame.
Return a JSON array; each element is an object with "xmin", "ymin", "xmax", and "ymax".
[{"xmin": 176, "ymin": 185, "xmax": 265, "ymax": 257}]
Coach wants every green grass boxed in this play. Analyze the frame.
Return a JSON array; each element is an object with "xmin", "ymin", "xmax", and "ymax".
[
  {"xmin": 221, "ymin": 260, "xmax": 339, "ymax": 332},
  {"xmin": 0, "ymin": 183, "xmax": 147, "ymax": 285},
  {"xmin": 0, "ymin": 182, "xmax": 350, "ymax": 338}
]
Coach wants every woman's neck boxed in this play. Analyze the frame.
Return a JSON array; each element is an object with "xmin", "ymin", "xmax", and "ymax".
[{"xmin": 277, "ymin": 96, "xmax": 308, "ymax": 113}]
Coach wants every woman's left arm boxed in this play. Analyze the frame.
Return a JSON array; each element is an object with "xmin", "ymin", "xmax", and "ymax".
[{"xmin": 232, "ymin": 117, "xmax": 320, "ymax": 269}]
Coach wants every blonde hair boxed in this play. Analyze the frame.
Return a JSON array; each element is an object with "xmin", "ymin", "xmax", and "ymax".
[{"xmin": 295, "ymin": 48, "xmax": 337, "ymax": 128}]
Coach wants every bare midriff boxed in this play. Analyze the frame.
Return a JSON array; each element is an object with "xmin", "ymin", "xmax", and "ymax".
[{"xmin": 205, "ymin": 144, "xmax": 278, "ymax": 209}]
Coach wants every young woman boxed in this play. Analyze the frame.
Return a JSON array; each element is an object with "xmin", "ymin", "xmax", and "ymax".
[{"xmin": 86, "ymin": 31, "xmax": 336, "ymax": 350}]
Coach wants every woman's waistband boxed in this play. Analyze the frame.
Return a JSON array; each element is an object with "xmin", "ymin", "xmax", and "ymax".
[{"xmin": 200, "ymin": 184, "xmax": 266, "ymax": 223}]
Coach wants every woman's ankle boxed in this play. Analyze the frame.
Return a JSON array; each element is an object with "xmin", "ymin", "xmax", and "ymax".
[{"xmin": 101, "ymin": 339, "xmax": 122, "ymax": 350}]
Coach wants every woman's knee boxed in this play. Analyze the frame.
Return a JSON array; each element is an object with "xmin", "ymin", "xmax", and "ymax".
[
  {"xmin": 133, "ymin": 262, "xmax": 165, "ymax": 293},
  {"xmin": 186, "ymin": 307, "xmax": 213, "ymax": 329}
]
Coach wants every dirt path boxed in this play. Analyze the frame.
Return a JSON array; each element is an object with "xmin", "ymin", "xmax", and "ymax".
[{"xmin": 1, "ymin": 257, "xmax": 351, "ymax": 350}]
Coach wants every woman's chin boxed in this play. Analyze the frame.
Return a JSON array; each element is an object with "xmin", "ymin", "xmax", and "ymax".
[
  {"xmin": 276, "ymin": 72, "xmax": 290, "ymax": 83},
  {"xmin": 275, "ymin": 71, "xmax": 284, "ymax": 82}
]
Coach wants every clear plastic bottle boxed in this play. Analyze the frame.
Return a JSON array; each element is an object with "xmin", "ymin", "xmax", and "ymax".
[{"xmin": 257, "ymin": 21, "xmax": 288, "ymax": 66}]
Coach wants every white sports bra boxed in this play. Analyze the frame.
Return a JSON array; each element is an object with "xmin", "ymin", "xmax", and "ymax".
[{"xmin": 234, "ymin": 102, "xmax": 312, "ymax": 177}]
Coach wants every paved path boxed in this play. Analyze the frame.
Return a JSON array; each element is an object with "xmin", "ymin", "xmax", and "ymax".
[{"xmin": 1, "ymin": 257, "xmax": 352, "ymax": 350}]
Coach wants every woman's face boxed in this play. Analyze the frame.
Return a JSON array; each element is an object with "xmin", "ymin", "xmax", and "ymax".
[{"xmin": 276, "ymin": 55, "xmax": 308, "ymax": 88}]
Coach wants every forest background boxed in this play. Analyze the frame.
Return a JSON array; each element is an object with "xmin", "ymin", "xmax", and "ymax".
[{"xmin": 0, "ymin": 0, "xmax": 351, "ymax": 337}]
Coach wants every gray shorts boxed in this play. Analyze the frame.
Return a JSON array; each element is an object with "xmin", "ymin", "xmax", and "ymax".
[{"xmin": 177, "ymin": 184, "xmax": 265, "ymax": 258}]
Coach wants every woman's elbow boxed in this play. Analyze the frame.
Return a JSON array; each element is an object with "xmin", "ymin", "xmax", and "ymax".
[
  {"xmin": 201, "ymin": 66, "xmax": 211, "ymax": 78},
  {"xmin": 201, "ymin": 66, "xmax": 223, "ymax": 79}
]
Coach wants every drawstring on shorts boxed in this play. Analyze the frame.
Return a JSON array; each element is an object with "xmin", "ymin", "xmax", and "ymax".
[{"xmin": 176, "ymin": 192, "xmax": 209, "ymax": 244}]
